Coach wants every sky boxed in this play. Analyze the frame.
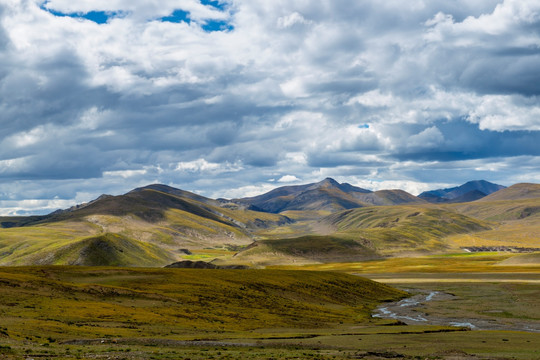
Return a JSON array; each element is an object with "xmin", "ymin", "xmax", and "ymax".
[{"xmin": 1, "ymin": 0, "xmax": 540, "ymax": 215}]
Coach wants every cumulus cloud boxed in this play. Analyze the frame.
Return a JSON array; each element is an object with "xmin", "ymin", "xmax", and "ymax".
[
  {"xmin": 277, "ymin": 175, "xmax": 300, "ymax": 183},
  {"xmin": 0, "ymin": 0, "xmax": 539, "ymax": 214}
]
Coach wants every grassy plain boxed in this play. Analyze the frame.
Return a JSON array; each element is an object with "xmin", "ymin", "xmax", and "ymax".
[
  {"xmin": 0, "ymin": 262, "xmax": 539, "ymax": 359},
  {"xmin": 0, "ymin": 266, "xmax": 416, "ymax": 359},
  {"xmin": 275, "ymin": 252, "xmax": 538, "ymax": 272}
]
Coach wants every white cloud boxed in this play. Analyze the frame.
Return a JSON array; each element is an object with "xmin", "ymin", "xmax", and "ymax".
[
  {"xmin": 215, "ymin": 183, "xmax": 280, "ymax": 199},
  {"xmin": 348, "ymin": 90, "xmax": 394, "ymax": 108},
  {"xmin": 0, "ymin": 0, "xmax": 539, "ymax": 214},
  {"xmin": 468, "ymin": 95, "xmax": 540, "ymax": 131},
  {"xmin": 102, "ymin": 169, "xmax": 148, "ymax": 178},
  {"xmin": 42, "ymin": 0, "xmax": 229, "ymax": 22},
  {"xmin": 408, "ymin": 126, "xmax": 445, "ymax": 149},
  {"xmin": 175, "ymin": 159, "xmax": 243, "ymax": 173},
  {"xmin": 0, "ymin": 198, "xmax": 76, "ymax": 216},
  {"xmin": 277, "ymin": 175, "xmax": 300, "ymax": 183},
  {"xmin": 277, "ymin": 12, "xmax": 312, "ymax": 29}
]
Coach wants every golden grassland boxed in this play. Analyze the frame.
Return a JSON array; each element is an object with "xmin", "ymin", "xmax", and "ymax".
[
  {"xmin": 0, "ymin": 266, "xmax": 539, "ymax": 359},
  {"xmin": 271, "ymin": 252, "xmax": 540, "ymax": 273},
  {"xmin": 0, "ymin": 267, "xmax": 404, "ymax": 340}
]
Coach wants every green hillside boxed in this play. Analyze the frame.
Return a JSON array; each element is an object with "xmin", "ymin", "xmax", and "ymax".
[
  {"xmin": 476, "ymin": 183, "xmax": 540, "ymax": 202},
  {"xmin": 0, "ymin": 266, "xmax": 405, "ymax": 340},
  {"xmin": 0, "ymin": 188, "xmax": 291, "ymax": 266},
  {"xmin": 445, "ymin": 195, "xmax": 540, "ymax": 248},
  {"xmin": 1, "ymin": 181, "xmax": 538, "ymax": 267},
  {"xmin": 322, "ymin": 206, "xmax": 492, "ymax": 256},
  {"xmin": 451, "ymin": 197, "xmax": 540, "ymax": 222},
  {"xmin": 228, "ymin": 235, "xmax": 378, "ymax": 266},
  {"xmin": 50, "ymin": 233, "xmax": 175, "ymax": 266}
]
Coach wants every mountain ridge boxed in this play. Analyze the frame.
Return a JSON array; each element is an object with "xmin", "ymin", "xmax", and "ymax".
[
  {"xmin": 0, "ymin": 179, "xmax": 538, "ymax": 267},
  {"xmin": 233, "ymin": 178, "xmax": 424, "ymax": 213}
]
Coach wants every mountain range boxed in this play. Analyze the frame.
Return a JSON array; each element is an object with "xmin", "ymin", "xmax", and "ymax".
[
  {"xmin": 0, "ymin": 178, "xmax": 538, "ymax": 267},
  {"xmin": 233, "ymin": 177, "xmax": 425, "ymax": 213}
]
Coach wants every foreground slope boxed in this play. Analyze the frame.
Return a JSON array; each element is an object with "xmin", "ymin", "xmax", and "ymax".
[{"xmin": 0, "ymin": 266, "xmax": 404, "ymax": 340}]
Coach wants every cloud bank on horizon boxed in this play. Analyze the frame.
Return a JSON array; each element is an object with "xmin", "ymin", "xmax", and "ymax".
[{"xmin": 1, "ymin": 0, "xmax": 540, "ymax": 215}]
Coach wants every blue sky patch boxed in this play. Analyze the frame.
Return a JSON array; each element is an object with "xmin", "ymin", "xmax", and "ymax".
[
  {"xmin": 359, "ymin": 124, "xmax": 370, "ymax": 129},
  {"xmin": 41, "ymin": 6, "xmax": 121, "ymax": 24},
  {"xmin": 201, "ymin": 0, "xmax": 226, "ymax": 11},
  {"xmin": 160, "ymin": 10, "xmax": 191, "ymax": 24},
  {"xmin": 160, "ymin": 9, "xmax": 233, "ymax": 32},
  {"xmin": 202, "ymin": 20, "xmax": 234, "ymax": 32}
]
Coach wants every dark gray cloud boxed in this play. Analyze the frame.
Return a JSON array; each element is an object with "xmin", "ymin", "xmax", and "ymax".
[{"xmin": 0, "ymin": 0, "xmax": 539, "ymax": 214}]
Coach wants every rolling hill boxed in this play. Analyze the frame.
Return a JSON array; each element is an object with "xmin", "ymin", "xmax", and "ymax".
[
  {"xmin": 320, "ymin": 206, "xmax": 492, "ymax": 256},
  {"xmin": 226, "ymin": 235, "xmax": 379, "ymax": 266},
  {"xmin": 476, "ymin": 182, "xmax": 540, "ymax": 202},
  {"xmin": 1, "ymin": 179, "xmax": 538, "ymax": 267},
  {"xmin": 224, "ymin": 205, "xmax": 494, "ymax": 266},
  {"xmin": 0, "ymin": 266, "xmax": 405, "ymax": 341},
  {"xmin": 444, "ymin": 183, "xmax": 540, "ymax": 248},
  {"xmin": 0, "ymin": 186, "xmax": 291, "ymax": 266}
]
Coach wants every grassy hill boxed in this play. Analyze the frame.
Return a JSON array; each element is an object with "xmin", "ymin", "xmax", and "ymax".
[
  {"xmin": 227, "ymin": 205, "xmax": 495, "ymax": 266},
  {"xmin": 226, "ymin": 235, "xmax": 378, "ymax": 266},
  {"xmin": 46, "ymin": 233, "xmax": 175, "ymax": 266},
  {"xmin": 1, "ymin": 181, "xmax": 538, "ymax": 267},
  {"xmin": 477, "ymin": 183, "xmax": 540, "ymax": 202},
  {"xmin": 0, "ymin": 187, "xmax": 291, "ymax": 266},
  {"xmin": 444, "ymin": 188, "xmax": 540, "ymax": 248},
  {"xmin": 0, "ymin": 266, "xmax": 404, "ymax": 341},
  {"xmin": 320, "ymin": 206, "xmax": 492, "ymax": 256}
]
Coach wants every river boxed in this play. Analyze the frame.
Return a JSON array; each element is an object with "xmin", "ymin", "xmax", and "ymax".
[{"xmin": 372, "ymin": 289, "xmax": 540, "ymax": 332}]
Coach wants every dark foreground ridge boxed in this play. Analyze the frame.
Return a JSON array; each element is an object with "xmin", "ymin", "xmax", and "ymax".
[{"xmin": 164, "ymin": 260, "xmax": 249, "ymax": 269}]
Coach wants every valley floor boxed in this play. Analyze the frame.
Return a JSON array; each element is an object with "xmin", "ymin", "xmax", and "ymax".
[{"xmin": 0, "ymin": 258, "xmax": 539, "ymax": 359}]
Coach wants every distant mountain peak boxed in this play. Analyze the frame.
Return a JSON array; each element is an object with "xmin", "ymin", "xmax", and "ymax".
[
  {"xmin": 419, "ymin": 180, "xmax": 506, "ymax": 203},
  {"xmin": 307, "ymin": 177, "xmax": 340, "ymax": 190},
  {"xmin": 234, "ymin": 178, "xmax": 424, "ymax": 213}
]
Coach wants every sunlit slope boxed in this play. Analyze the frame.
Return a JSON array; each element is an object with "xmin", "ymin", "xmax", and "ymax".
[
  {"xmin": 227, "ymin": 235, "xmax": 378, "ymax": 266},
  {"xmin": 0, "ymin": 221, "xmax": 101, "ymax": 265},
  {"xmin": 450, "ymin": 183, "xmax": 540, "ymax": 222},
  {"xmin": 497, "ymin": 253, "xmax": 540, "ymax": 266},
  {"xmin": 0, "ymin": 188, "xmax": 290, "ymax": 266},
  {"xmin": 0, "ymin": 223, "xmax": 179, "ymax": 266},
  {"xmin": 0, "ymin": 267, "xmax": 405, "ymax": 340},
  {"xmin": 51, "ymin": 233, "xmax": 175, "ymax": 266},
  {"xmin": 322, "ymin": 206, "xmax": 492, "ymax": 256},
  {"xmin": 445, "ymin": 190, "xmax": 540, "ymax": 248},
  {"xmin": 229, "ymin": 206, "xmax": 493, "ymax": 266},
  {"xmin": 476, "ymin": 183, "xmax": 540, "ymax": 202}
]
